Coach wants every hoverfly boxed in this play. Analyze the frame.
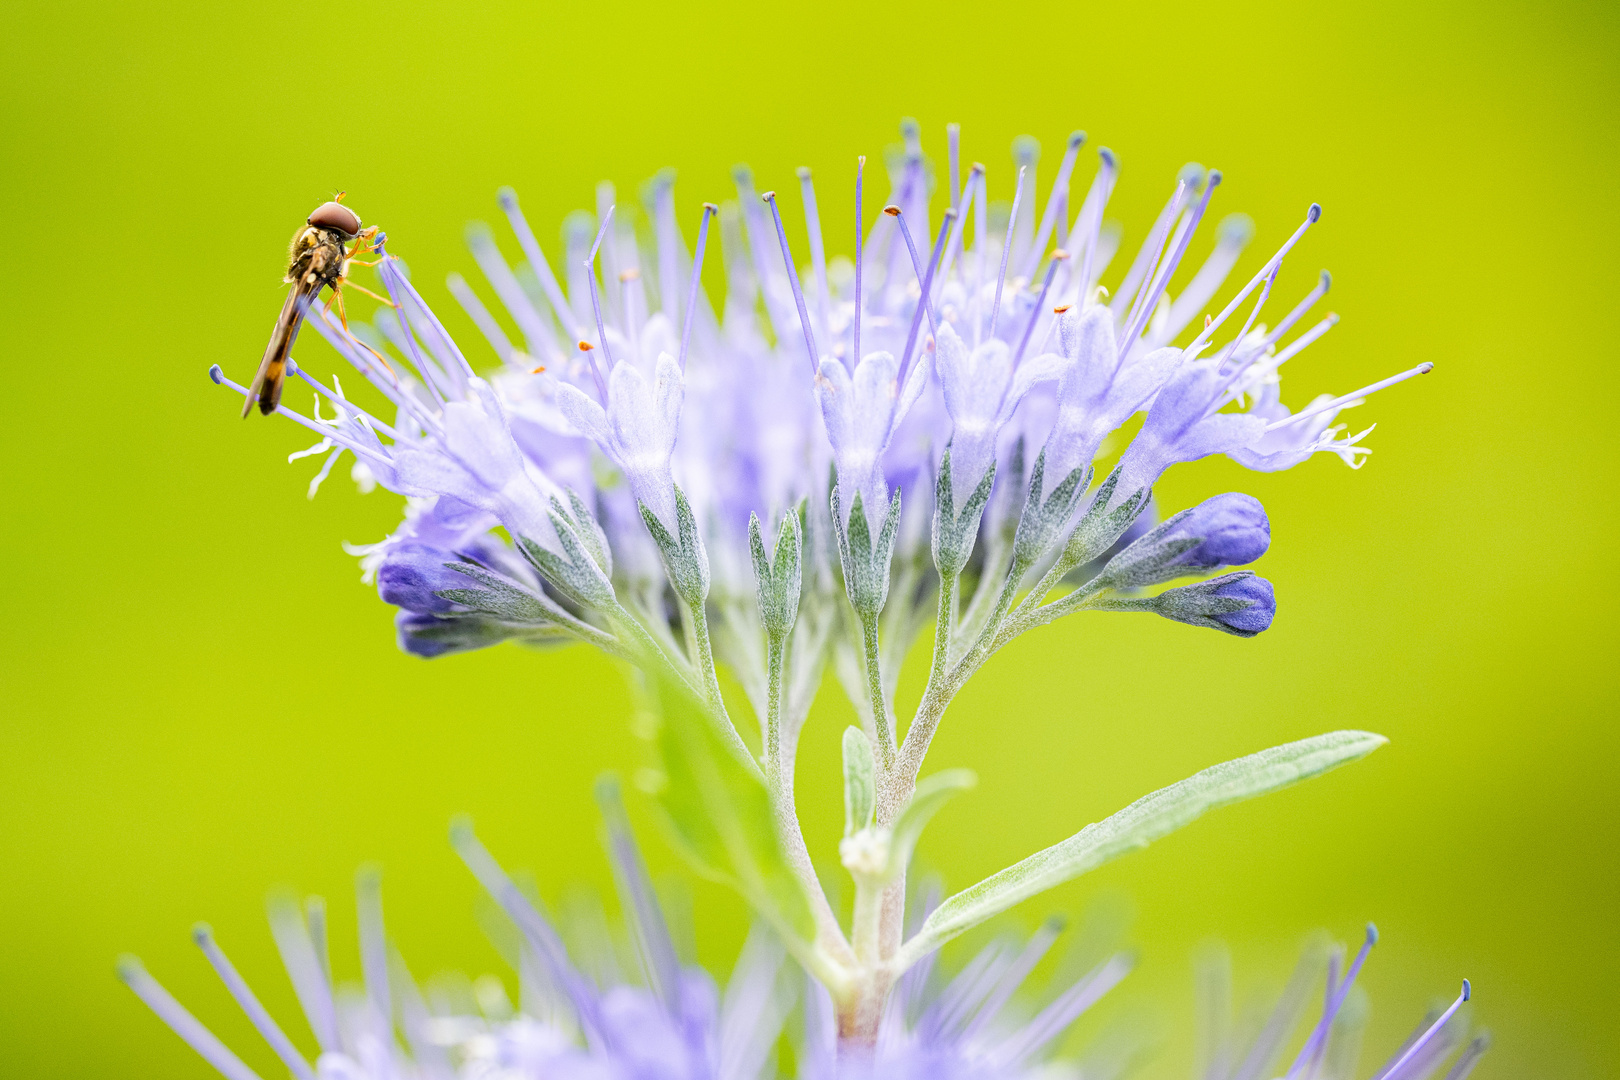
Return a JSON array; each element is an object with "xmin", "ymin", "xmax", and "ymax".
[{"xmin": 243, "ymin": 194, "xmax": 387, "ymax": 417}]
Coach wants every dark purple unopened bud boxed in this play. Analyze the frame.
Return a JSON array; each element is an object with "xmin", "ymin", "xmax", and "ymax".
[
  {"xmin": 1182, "ymin": 492, "xmax": 1270, "ymax": 566},
  {"xmin": 395, "ymin": 611, "xmax": 509, "ymax": 658},
  {"xmin": 377, "ymin": 543, "xmax": 477, "ymax": 614},
  {"xmin": 1100, "ymin": 492, "xmax": 1269, "ymax": 588},
  {"xmin": 1150, "ymin": 571, "xmax": 1276, "ymax": 637}
]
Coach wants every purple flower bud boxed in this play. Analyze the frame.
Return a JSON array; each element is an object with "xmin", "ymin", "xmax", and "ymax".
[
  {"xmin": 377, "ymin": 543, "xmax": 477, "ymax": 614},
  {"xmin": 1208, "ymin": 572, "xmax": 1276, "ymax": 634},
  {"xmin": 1101, "ymin": 493, "xmax": 1269, "ymax": 588},
  {"xmin": 395, "ymin": 611, "xmax": 510, "ymax": 658},
  {"xmin": 1179, "ymin": 493, "xmax": 1270, "ymax": 568},
  {"xmin": 1150, "ymin": 571, "xmax": 1276, "ymax": 637}
]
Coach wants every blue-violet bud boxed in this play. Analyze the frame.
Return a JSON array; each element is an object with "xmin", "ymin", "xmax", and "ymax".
[
  {"xmin": 1149, "ymin": 571, "xmax": 1277, "ymax": 637},
  {"xmin": 1100, "ymin": 492, "xmax": 1270, "ymax": 588}
]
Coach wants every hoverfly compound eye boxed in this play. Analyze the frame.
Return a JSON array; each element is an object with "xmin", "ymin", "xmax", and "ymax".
[{"xmin": 308, "ymin": 201, "xmax": 362, "ymax": 237}]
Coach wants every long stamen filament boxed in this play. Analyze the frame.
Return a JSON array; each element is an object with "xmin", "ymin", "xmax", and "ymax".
[
  {"xmin": 988, "ymin": 165, "xmax": 1027, "ymax": 339},
  {"xmin": 763, "ymin": 191, "xmax": 822, "ymax": 377},
  {"xmin": 678, "ymin": 203, "xmax": 717, "ymax": 371},
  {"xmin": 582, "ymin": 207, "xmax": 616, "ymax": 398},
  {"xmin": 1123, "ymin": 171, "xmax": 1222, "ymax": 353},
  {"xmin": 1265, "ymin": 362, "xmax": 1434, "ymax": 431},
  {"xmin": 1013, "ymin": 251, "xmax": 1068, "ymax": 366},
  {"xmin": 1187, "ymin": 203, "xmax": 1321, "ymax": 354},
  {"xmin": 1381, "ymin": 981, "xmax": 1471, "ymax": 1080},
  {"xmin": 889, "ymin": 205, "xmax": 953, "ymax": 382}
]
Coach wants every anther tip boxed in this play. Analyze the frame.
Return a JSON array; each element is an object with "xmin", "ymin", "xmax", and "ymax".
[
  {"xmin": 1053, "ymin": 304, "xmax": 1073, "ymax": 314},
  {"xmin": 496, "ymin": 186, "xmax": 518, "ymax": 208},
  {"xmin": 1052, "ymin": 248, "xmax": 1071, "ymax": 260},
  {"xmin": 1365, "ymin": 922, "xmax": 1379, "ymax": 944},
  {"xmin": 1462, "ymin": 978, "xmax": 1471, "ymax": 1001},
  {"xmin": 285, "ymin": 358, "xmax": 300, "ymax": 376},
  {"xmin": 1308, "ymin": 203, "xmax": 1323, "ymax": 222},
  {"xmin": 208, "ymin": 364, "xmax": 224, "ymax": 384},
  {"xmin": 1218, "ymin": 214, "xmax": 1255, "ymax": 245},
  {"xmin": 883, "ymin": 205, "xmax": 901, "ymax": 216},
  {"xmin": 1207, "ymin": 169, "xmax": 1223, "ymax": 187},
  {"xmin": 796, "ymin": 166, "xmax": 811, "ymax": 179},
  {"xmin": 1327, "ymin": 312, "xmax": 1341, "ymax": 324},
  {"xmin": 1178, "ymin": 162, "xmax": 1206, "ymax": 187},
  {"xmin": 761, "ymin": 190, "xmax": 776, "ymax": 202},
  {"xmin": 702, "ymin": 201, "xmax": 718, "ymax": 212},
  {"xmin": 116, "ymin": 955, "xmax": 145, "ymax": 982},
  {"xmin": 1067, "ymin": 129, "xmax": 1087, "ymax": 147},
  {"xmin": 578, "ymin": 340, "xmax": 594, "ymax": 351},
  {"xmin": 731, "ymin": 164, "xmax": 752, "ymax": 183},
  {"xmin": 448, "ymin": 814, "xmax": 475, "ymax": 846},
  {"xmin": 1098, "ymin": 147, "xmax": 1116, "ymax": 168},
  {"xmin": 191, "ymin": 922, "xmax": 214, "ymax": 945},
  {"xmin": 1418, "ymin": 361, "xmax": 1435, "ymax": 374}
]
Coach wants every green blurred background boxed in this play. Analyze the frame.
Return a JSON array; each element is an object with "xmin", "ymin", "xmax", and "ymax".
[{"xmin": 1, "ymin": 0, "xmax": 1615, "ymax": 1076}]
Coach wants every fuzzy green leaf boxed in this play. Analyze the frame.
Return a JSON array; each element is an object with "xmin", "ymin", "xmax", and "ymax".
[
  {"xmin": 645, "ymin": 675, "xmax": 816, "ymax": 946},
  {"xmin": 901, "ymin": 730, "xmax": 1387, "ymax": 967}
]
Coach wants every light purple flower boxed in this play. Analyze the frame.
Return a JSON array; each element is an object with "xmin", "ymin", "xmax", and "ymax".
[
  {"xmin": 555, "ymin": 352, "xmax": 685, "ymax": 534},
  {"xmin": 933, "ymin": 322, "xmax": 1062, "ymax": 507},
  {"xmin": 1113, "ymin": 357, "xmax": 1269, "ymax": 505},
  {"xmin": 1044, "ymin": 304, "xmax": 1182, "ymax": 483}
]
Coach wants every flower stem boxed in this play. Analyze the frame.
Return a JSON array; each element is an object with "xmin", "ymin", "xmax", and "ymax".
[{"xmin": 859, "ymin": 611, "xmax": 896, "ymax": 771}]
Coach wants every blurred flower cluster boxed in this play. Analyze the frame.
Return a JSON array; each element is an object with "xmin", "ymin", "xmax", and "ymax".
[
  {"xmin": 153, "ymin": 119, "xmax": 1471, "ymax": 1073},
  {"xmin": 122, "ymin": 784, "xmax": 1486, "ymax": 1080}
]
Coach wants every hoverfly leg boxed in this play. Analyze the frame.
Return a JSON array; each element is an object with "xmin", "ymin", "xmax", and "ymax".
[{"xmin": 338, "ymin": 279, "xmax": 396, "ymax": 307}]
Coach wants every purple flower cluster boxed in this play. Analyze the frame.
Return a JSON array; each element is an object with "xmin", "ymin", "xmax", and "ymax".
[
  {"xmin": 212, "ymin": 120, "xmax": 1429, "ymax": 680},
  {"xmin": 122, "ymin": 804, "xmax": 1486, "ymax": 1080}
]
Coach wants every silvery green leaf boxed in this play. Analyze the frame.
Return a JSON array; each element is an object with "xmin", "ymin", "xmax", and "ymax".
[
  {"xmin": 749, "ymin": 508, "xmax": 803, "ymax": 637},
  {"xmin": 883, "ymin": 768, "xmax": 976, "ymax": 881},
  {"xmin": 931, "ymin": 446, "xmax": 997, "ymax": 577},
  {"xmin": 832, "ymin": 486, "xmax": 902, "ymax": 620},
  {"xmin": 1013, "ymin": 448, "xmax": 1091, "ymax": 568},
  {"xmin": 644, "ymin": 675, "xmax": 816, "ymax": 948},
  {"xmin": 561, "ymin": 489, "xmax": 612, "ymax": 576},
  {"xmin": 436, "ymin": 562, "xmax": 562, "ymax": 624},
  {"xmin": 1063, "ymin": 466, "xmax": 1151, "ymax": 567},
  {"xmin": 640, "ymin": 484, "xmax": 710, "ymax": 606},
  {"xmin": 841, "ymin": 726, "xmax": 876, "ymax": 839},
  {"xmin": 519, "ymin": 510, "xmax": 617, "ymax": 609},
  {"xmin": 901, "ymin": 731, "xmax": 1387, "ymax": 966}
]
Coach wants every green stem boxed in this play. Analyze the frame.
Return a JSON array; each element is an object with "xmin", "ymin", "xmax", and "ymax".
[
  {"xmin": 764, "ymin": 631, "xmax": 785, "ymax": 784},
  {"xmin": 918, "ymin": 571, "xmax": 958, "ymax": 710},
  {"xmin": 895, "ymin": 557, "xmax": 1027, "ymax": 786},
  {"xmin": 859, "ymin": 610, "xmax": 896, "ymax": 770}
]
